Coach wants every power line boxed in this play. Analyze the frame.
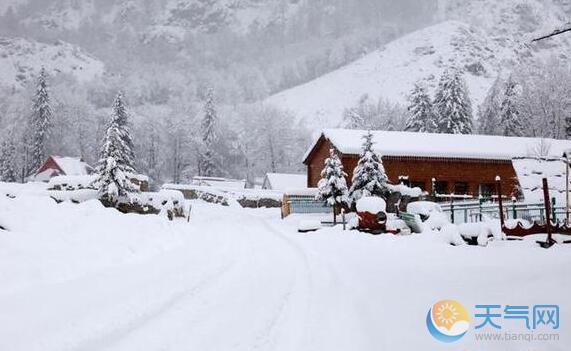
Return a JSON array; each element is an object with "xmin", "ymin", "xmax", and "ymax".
[{"xmin": 532, "ymin": 26, "xmax": 571, "ymax": 42}]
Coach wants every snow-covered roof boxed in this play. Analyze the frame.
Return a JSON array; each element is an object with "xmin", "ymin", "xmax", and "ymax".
[
  {"xmin": 304, "ymin": 129, "xmax": 571, "ymax": 162},
  {"xmin": 52, "ymin": 156, "xmax": 93, "ymax": 176},
  {"xmin": 512, "ymin": 157, "xmax": 569, "ymax": 203},
  {"xmin": 263, "ymin": 173, "xmax": 306, "ymax": 191},
  {"xmin": 192, "ymin": 176, "xmax": 246, "ymax": 189}
]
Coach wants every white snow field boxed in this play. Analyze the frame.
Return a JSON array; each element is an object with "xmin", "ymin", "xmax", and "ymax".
[{"xmin": 0, "ymin": 189, "xmax": 570, "ymax": 350}]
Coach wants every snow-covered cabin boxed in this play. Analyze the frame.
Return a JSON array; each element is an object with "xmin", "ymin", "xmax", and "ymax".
[
  {"xmin": 262, "ymin": 173, "xmax": 306, "ymax": 191},
  {"xmin": 303, "ymin": 129, "xmax": 571, "ymax": 199},
  {"xmin": 192, "ymin": 176, "xmax": 247, "ymax": 189},
  {"xmin": 31, "ymin": 156, "xmax": 93, "ymax": 182}
]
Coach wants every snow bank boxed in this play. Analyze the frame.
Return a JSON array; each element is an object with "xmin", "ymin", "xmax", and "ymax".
[
  {"xmin": 48, "ymin": 175, "xmax": 97, "ymax": 190},
  {"xmin": 407, "ymin": 201, "xmax": 442, "ymax": 217},
  {"xmin": 356, "ymin": 196, "xmax": 386, "ymax": 213},
  {"xmin": 386, "ymin": 183, "xmax": 423, "ymax": 197}
]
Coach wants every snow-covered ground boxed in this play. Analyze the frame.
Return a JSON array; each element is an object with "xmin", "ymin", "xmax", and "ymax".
[{"xmin": 0, "ymin": 187, "xmax": 570, "ymax": 350}]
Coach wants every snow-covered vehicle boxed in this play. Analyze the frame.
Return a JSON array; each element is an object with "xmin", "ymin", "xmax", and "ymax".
[{"xmin": 355, "ymin": 197, "xmax": 400, "ymax": 234}]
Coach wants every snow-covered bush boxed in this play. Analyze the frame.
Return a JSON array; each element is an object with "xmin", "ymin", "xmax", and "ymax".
[{"xmin": 407, "ymin": 201, "xmax": 443, "ymax": 217}]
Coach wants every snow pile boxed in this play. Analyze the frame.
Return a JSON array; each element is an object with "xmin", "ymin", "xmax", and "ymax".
[
  {"xmin": 387, "ymin": 183, "xmax": 423, "ymax": 197},
  {"xmin": 407, "ymin": 201, "xmax": 443, "ymax": 217},
  {"xmin": 458, "ymin": 220, "xmax": 504, "ymax": 246},
  {"xmin": 48, "ymin": 175, "xmax": 97, "ymax": 190},
  {"xmin": 298, "ymin": 220, "xmax": 321, "ymax": 232},
  {"xmin": 356, "ymin": 196, "xmax": 386, "ymax": 213},
  {"xmin": 164, "ymin": 183, "xmax": 283, "ymax": 203}
]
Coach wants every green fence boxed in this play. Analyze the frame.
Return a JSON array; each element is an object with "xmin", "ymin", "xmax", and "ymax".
[
  {"xmin": 440, "ymin": 198, "xmax": 567, "ymax": 224},
  {"xmin": 284, "ymin": 194, "xmax": 331, "ymax": 216}
]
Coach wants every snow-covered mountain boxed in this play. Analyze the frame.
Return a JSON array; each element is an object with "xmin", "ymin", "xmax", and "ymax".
[
  {"xmin": 0, "ymin": 37, "xmax": 105, "ymax": 90},
  {"xmin": 266, "ymin": 0, "xmax": 571, "ymax": 129}
]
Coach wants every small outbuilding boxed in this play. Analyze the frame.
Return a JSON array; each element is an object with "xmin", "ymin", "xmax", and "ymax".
[
  {"xmin": 262, "ymin": 173, "xmax": 306, "ymax": 191},
  {"xmin": 31, "ymin": 156, "xmax": 93, "ymax": 182}
]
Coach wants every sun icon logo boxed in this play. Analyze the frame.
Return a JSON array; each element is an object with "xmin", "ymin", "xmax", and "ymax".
[{"xmin": 426, "ymin": 300, "xmax": 470, "ymax": 343}]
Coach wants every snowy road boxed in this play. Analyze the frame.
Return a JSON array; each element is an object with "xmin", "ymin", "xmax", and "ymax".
[{"xmin": 1, "ymin": 198, "xmax": 570, "ymax": 350}]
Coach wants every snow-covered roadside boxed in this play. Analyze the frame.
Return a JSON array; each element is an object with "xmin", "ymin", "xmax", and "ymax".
[{"xmin": 0, "ymin": 192, "xmax": 569, "ymax": 350}]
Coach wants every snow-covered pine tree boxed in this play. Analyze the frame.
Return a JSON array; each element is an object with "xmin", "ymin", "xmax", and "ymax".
[
  {"xmin": 95, "ymin": 92, "xmax": 137, "ymax": 204},
  {"xmin": 405, "ymin": 82, "xmax": 437, "ymax": 132},
  {"xmin": 499, "ymin": 76, "xmax": 524, "ymax": 137},
  {"xmin": 28, "ymin": 67, "xmax": 53, "ymax": 175},
  {"xmin": 316, "ymin": 148, "xmax": 349, "ymax": 224},
  {"xmin": 199, "ymin": 87, "xmax": 220, "ymax": 177},
  {"xmin": 96, "ymin": 92, "xmax": 136, "ymax": 174},
  {"xmin": 349, "ymin": 131, "xmax": 389, "ymax": 203},
  {"xmin": 434, "ymin": 69, "xmax": 473, "ymax": 134},
  {"xmin": 478, "ymin": 75, "xmax": 504, "ymax": 135},
  {"xmin": 0, "ymin": 136, "xmax": 17, "ymax": 182},
  {"xmin": 97, "ymin": 156, "xmax": 132, "ymax": 205},
  {"xmin": 342, "ymin": 107, "xmax": 366, "ymax": 129}
]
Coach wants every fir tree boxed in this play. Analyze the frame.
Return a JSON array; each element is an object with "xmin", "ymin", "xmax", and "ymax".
[
  {"xmin": 342, "ymin": 106, "xmax": 366, "ymax": 129},
  {"xmin": 405, "ymin": 82, "xmax": 437, "ymax": 132},
  {"xmin": 0, "ymin": 136, "xmax": 17, "ymax": 182},
  {"xmin": 199, "ymin": 87, "xmax": 220, "ymax": 177},
  {"xmin": 29, "ymin": 67, "xmax": 53, "ymax": 174},
  {"xmin": 349, "ymin": 131, "xmax": 389, "ymax": 203},
  {"xmin": 95, "ymin": 92, "xmax": 137, "ymax": 204},
  {"xmin": 478, "ymin": 75, "xmax": 504, "ymax": 135},
  {"xmin": 96, "ymin": 92, "xmax": 136, "ymax": 174},
  {"xmin": 316, "ymin": 148, "xmax": 349, "ymax": 224},
  {"xmin": 434, "ymin": 69, "xmax": 473, "ymax": 134},
  {"xmin": 499, "ymin": 76, "xmax": 524, "ymax": 136},
  {"xmin": 96, "ymin": 156, "xmax": 133, "ymax": 204}
]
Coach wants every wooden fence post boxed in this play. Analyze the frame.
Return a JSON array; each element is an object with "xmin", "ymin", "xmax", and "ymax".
[
  {"xmin": 540, "ymin": 178, "xmax": 555, "ymax": 248},
  {"xmin": 496, "ymin": 176, "xmax": 505, "ymax": 229}
]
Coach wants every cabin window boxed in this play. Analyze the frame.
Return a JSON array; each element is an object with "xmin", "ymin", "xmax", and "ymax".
[
  {"xmin": 454, "ymin": 182, "xmax": 469, "ymax": 195},
  {"xmin": 434, "ymin": 181, "xmax": 448, "ymax": 195},
  {"xmin": 479, "ymin": 183, "xmax": 495, "ymax": 198},
  {"xmin": 411, "ymin": 181, "xmax": 425, "ymax": 190}
]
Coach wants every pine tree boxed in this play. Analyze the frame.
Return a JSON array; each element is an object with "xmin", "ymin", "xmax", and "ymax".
[
  {"xmin": 343, "ymin": 107, "xmax": 366, "ymax": 129},
  {"xmin": 499, "ymin": 76, "xmax": 524, "ymax": 136},
  {"xmin": 478, "ymin": 75, "xmax": 504, "ymax": 135},
  {"xmin": 199, "ymin": 87, "xmax": 220, "ymax": 177},
  {"xmin": 95, "ymin": 92, "xmax": 137, "ymax": 204},
  {"xmin": 316, "ymin": 148, "xmax": 349, "ymax": 224},
  {"xmin": 29, "ymin": 67, "xmax": 53, "ymax": 175},
  {"xmin": 349, "ymin": 131, "xmax": 389, "ymax": 203},
  {"xmin": 97, "ymin": 156, "xmax": 133, "ymax": 204},
  {"xmin": 96, "ymin": 93, "xmax": 136, "ymax": 174},
  {"xmin": 0, "ymin": 136, "xmax": 17, "ymax": 182},
  {"xmin": 434, "ymin": 69, "xmax": 473, "ymax": 134},
  {"xmin": 405, "ymin": 82, "xmax": 437, "ymax": 132}
]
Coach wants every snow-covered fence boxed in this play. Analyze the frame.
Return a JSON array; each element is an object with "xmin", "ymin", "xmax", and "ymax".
[
  {"xmin": 440, "ymin": 198, "xmax": 567, "ymax": 224},
  {"xmin": 282, "ymin": 189, "xmax": 331, "ymax": 218},
  {"xmin": 162, "ymin": 184, "xmax": 283, "ymax": 208}
]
